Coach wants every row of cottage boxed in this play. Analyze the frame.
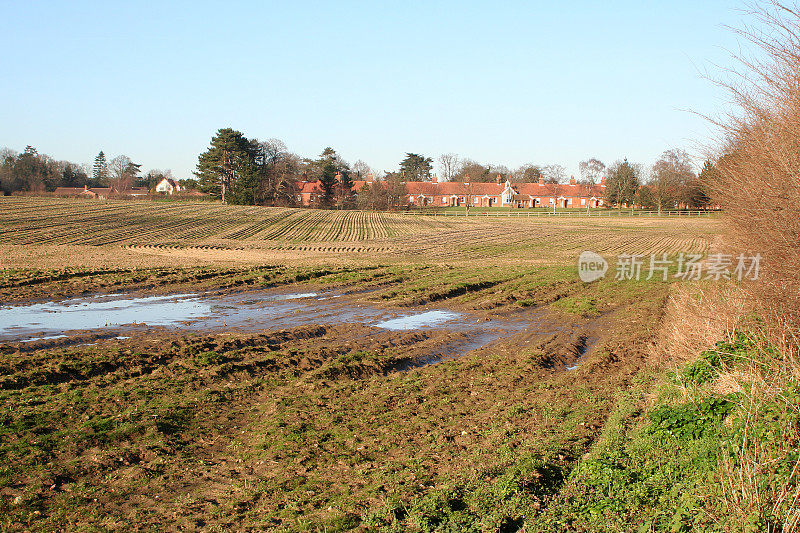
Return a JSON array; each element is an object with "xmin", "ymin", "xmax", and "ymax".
[{"xmin": 297, "ymin": 173, "xmax": 607, "ymax": 208}]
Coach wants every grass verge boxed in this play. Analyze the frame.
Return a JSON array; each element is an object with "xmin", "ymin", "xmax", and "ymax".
[{"xmin": 535, "ymin": 332, "xmax": 800, "ymax": 532}]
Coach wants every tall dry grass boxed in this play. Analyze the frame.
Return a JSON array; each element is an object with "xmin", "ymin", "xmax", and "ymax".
[
  {"xmin": 658, "ymin": 283, "xmax": 752, "ymax": 365},
  {"xmin": 660, "ymin": 283, "xmax": 800, "ymax": 530}
]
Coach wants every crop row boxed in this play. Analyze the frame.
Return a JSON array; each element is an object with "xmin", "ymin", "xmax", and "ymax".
[{"xmin": 0, "ymin": 198, "xmax": 448, "ymax": 246}]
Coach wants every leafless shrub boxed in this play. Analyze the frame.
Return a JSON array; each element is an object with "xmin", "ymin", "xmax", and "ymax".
[{"xmin": 710, "ymin": 1, "xmax": 800, "ymax": 336}]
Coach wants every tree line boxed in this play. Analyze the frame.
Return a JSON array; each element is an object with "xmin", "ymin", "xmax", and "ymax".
[
  {"xmin": 602, "ymin": 150, "xmax": 713, "ymax": 212},
  {"xmin": 194, "ymin": 129, "xmax": 572, "ymax": 208},
  {"xmin": 0, "ymin": 145, "xmax": 191, "ymax": 196},
  {"xmin": 196, "ymin": 127, "xmax": 714, "ymax": 210},
  {"xmin": 196, "ymin": 128, "xmax": 400, "ymax": 208},
  {"xmin": 1, "ymin": 132, "xmax": 715, "ymax": 211}
]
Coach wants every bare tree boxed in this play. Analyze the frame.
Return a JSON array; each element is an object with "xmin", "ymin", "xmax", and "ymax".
[
  {"xmin": 352, "ymin": 159, "xmax": 371, "ymax": 179},
  {"xmin": 648, "ymin": 149, "xmax": 694, "ymax": 214},
  {"xmin": 454, "ymin": 159, "xmax": 490, "ymax": 182},
  {"xmin": 259, "ymin": 138, "xmax": 287, "ymax": 166},
  {"xmin": 108, "ymin": 155, "xmax": 141, "ymax": 192},
  {"xmin": 437, "ymin": 153, "xmax": 459, "ymax": 181},
  {"xmin": 541, "ymin": 164, "xmax": 566, "ymax": 184},
  {"xmin": 487, "ymin": 164, "xmax": 511, "ymax": 180},
  {"xmin": 514, "ymin": 163, "xmax": 543, "ymax": 182},
  {"xmin": 357, "ymin": 180, "xmax": 387, "ymax": 210},
  {"xmin": 578, "ymin": 158, "xmax": 606, "ymax": 213},
  {"xmin": 541, "ymin": 164, "xmax": 566, "ymax": 213},
  {"xmin": 254, "ymin": 139, "xmax": 288, "ymax": 204},
  {"xmin": 385, "ymin": 174, "xmax": 407, "ymax": 210}
]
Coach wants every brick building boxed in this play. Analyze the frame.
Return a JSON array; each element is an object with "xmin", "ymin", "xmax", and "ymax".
[
  {"xmin": 405, "ymin": 174, "xmax": 606, "ymax": 208},
  {"xmin": 295, "ymin": 173, "xmax": 606, "ymax": 209}
]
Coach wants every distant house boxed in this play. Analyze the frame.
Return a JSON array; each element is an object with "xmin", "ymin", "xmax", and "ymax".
[
  {"xmin": 125, "ymin": 187, "xmax": 149, "ymax": 197},
  {"xmin": 54, "ymin": 186, "xmax": 90, "ymax": 197},
  {"xmin": 406, "ymin": 175, "xmax": 605, "ymax": 208},
  {"xmin": 296, "ymin": 173, "xmax": 370, "ymax": 206},
  {"xmin": 155, "ymin": 178, "xmax": 182, "ymax": 195},
  {"xmin": 291, "ymin": 173, "xmax": 605, "ymax": 209},
  {"xmin": 84, "ymin": 187, "xmax": 114, "ymax": 200},
  {"xmin": 53, "ymin": 185, "xmax": 116, "ymax": 199}
]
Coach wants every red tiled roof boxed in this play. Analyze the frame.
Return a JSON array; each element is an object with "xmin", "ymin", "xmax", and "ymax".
[
  {"xmin": 405, "ymin": 182, "xmax": 441, "ymax": 196},
  {"xmin": 515, "ymin": 183, "xmax": 605, "ymax": 197},
  {"xmin": 298, "ymin": 181, "xmax": 322, "ymax": 194},
  {"xmin": 53, "ymin": 187, "xmax": 87, "ymax": 195},
  {"xmin": 463, "ymin": 182, "xmax": 505, "ymax": 195},
  {"xmin": 406, "ymin": 181, "xmax": 506, "ymax": 196},
  {"xmin": 298, "ymin": 180, "xmax": 368, "ymax": 194},
  {"xmin": 295, "ymin": 179, "xmax": 605, "ymax": 199}
]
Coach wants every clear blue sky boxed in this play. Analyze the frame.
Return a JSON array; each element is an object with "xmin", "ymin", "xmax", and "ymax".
[{"xmin": 0, "ymin": 1, "xmax": 753, "ymax": 179}]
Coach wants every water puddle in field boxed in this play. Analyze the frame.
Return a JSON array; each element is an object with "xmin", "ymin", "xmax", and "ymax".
[
  {"xmin": 0, "ymin": 293, "xmax": 209, "ymax": 339},
  {"xmin": 20, "ymin": 334, "xmax": 68, "ymax": 343},
  {"xmin": 0, "ymin": 290, "xmax": 508, "ymax": 342},
  {"xmin": 396, "ymin": 331, "xmax": 507, "ymax": 371},
  {"xmin": 567, "ymin": 335, "xmax": 597, "ymax": 370},
  {"xmin": 0, "ymin": 289, "xmax": 566, "ymax": 369},
  {"xmin": 375, "ymin": 310, "xmax": 461, "ymax": 331}
]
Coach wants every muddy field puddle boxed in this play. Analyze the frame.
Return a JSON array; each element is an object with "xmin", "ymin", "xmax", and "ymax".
[
  {"xmin": 567, "ymin": 335, "xmax": 599, "ymax": 370},
  {"xmin": 375, "ymin": 310, "xmax": 461, "ymax": 331},
  {"xmin": 0, "ymin": 293, "xmax": 208, "ymax": 340},
  {"xmin": 0, "ymin": 290, "xmax": 527, "ymax": 347}
]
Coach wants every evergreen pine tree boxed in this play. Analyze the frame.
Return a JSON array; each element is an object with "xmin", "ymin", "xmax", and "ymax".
[
  {"xmin": 338, "ymin": 169, "xmax": 355, "ymax": 208},
  {"xmin": 195, "ymin": 128, "xmax": 257, "ymax": 204},
  {"xmin": 399, "ymin": 153, "xmax": 433, "ymax": 181},
  {"xmin": 319, "ymin": 161, "xmax": 338, "ymax": 207},
  {"xmin": 93, "ymin": 151, "xmax": 108, "ymax": 184}
]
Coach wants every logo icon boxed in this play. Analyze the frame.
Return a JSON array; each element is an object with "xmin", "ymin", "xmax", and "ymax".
[{"xmin": 578, "ymin": 251, "xmax": 608, "ymax": 282}]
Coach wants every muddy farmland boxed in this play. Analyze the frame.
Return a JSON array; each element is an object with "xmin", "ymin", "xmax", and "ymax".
[{"xmin": 0, "ymin": 201, "xmax": 720, "ymax": 531}]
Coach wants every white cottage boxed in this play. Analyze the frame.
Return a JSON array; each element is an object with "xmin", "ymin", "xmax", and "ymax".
[{"xmin": 155, "ymin": 178, "xmax": 182, "ymax": 195}]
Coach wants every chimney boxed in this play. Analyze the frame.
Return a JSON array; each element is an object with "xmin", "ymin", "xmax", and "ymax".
[
  {"xmin": 84, "ymin": 185, "xmax": 88, "ymax": 190},
  {"xmin": 601, "ymin": 176, "xmax": 606, "ymax": 186},
  {"xmin": 367, "ymin": 172, "xmax": 374, "ymax": 183},
  {"xmin": 432, "ymin": 173, "xmax": 438, "ymax": 183},
  {"xmin": 569, "ymin": 175, "xmax": 576, "ymax": 185},
  {"xmin": 496, "ymin": 174, "xmax": 501, "ymax": 184},
  {"xmin": 538, "ymin": 174, "xmax": 544, "ymax": 185}
]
